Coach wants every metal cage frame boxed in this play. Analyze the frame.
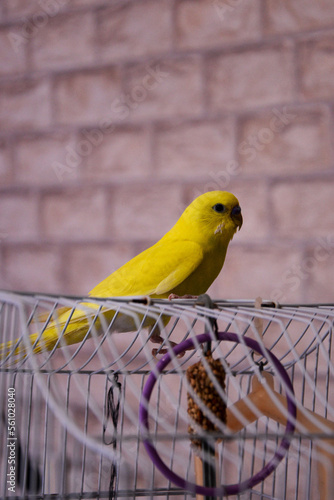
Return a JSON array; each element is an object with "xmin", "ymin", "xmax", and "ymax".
[{"xmin": 1, "ymin": 290, "xmax": 334, "ymax": 499}]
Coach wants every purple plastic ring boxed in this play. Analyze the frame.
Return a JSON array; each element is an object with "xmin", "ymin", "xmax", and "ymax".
[{"xmin": 139, "ymin": 332, "xmax": 296, "ymax": 496}]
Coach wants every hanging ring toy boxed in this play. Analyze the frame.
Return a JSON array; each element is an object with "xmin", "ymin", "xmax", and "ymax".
[{"xmin": 139, "ymin": 332, "xmax": 297, "ymax": 497}]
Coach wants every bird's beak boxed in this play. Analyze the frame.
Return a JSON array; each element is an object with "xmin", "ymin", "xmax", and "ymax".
[{"xmin": 231, "ymin": 205, "xmax": 243, "ymax": 230}]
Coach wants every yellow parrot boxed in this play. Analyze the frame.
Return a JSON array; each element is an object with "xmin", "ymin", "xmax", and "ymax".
[{"xmin": 1, "ymin": 191, "xmax": 242, "ymax": 360}]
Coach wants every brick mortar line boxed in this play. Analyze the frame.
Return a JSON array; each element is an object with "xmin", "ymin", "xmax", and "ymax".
[
  {"xmin": 0, "ymin": 8, "xmax": 334, "ymax": 42},
  {"xmin": 0, "ymin": 239, "xmax": 323, "ymax": 252},
  {"xmin": 0, "ymin": 99, "xmax": 333, "ymax": 143},
  {"xmin": 0, "ymin": 1, "xmax": 119, "ymax": 27},
  {"xmin": 1, "ymin": 26, "xmax": 334, "ymax": 84},
  {"xmin": 1, "ymin": 171, "xmax": 334, "ymax": 198}
]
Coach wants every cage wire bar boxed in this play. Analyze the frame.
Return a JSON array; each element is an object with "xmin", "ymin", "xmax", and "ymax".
[{"xmin": 0, "ymin": 290, "xmax": 334, "ymax": 499}]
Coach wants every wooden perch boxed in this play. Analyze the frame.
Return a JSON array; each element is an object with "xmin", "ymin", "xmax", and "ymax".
[
  {"xmin": 195, "ymin": 371, "xmax": 334, "ymax": 499},
  {"xmin": 226, "ymin": 371, "xmax": 334, "ymax": 499}
]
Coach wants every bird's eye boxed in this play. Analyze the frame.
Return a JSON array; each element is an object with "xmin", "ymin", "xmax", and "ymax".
[{"xmin": 212, "ymin": 203, "xmax": 226, "ymax": 213}]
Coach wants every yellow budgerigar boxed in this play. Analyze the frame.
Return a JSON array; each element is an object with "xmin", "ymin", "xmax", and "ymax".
[{"xmin": 1, "ymin": 191, "xmax": 242, "ymax": 360}]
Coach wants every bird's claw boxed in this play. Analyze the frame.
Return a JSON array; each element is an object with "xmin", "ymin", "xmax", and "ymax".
[
  {"xmin": 168, "ymin": 293, "xmax": 198, "ymax": 300},
  {"xmin": 151, "ymin": 344, "xmax": 185, "ymax": 358}
]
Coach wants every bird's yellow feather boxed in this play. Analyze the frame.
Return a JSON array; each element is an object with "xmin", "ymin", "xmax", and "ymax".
[{"xmin": 1, "ymin": 191, "xmax": 242, "ymax": 360}]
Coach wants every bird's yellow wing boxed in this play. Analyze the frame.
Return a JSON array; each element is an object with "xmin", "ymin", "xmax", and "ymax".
[
  {"xmin": 1, "ymin": 190, "xmax": 242, "ymax": 362},
  {"xmin": 89, "ymin": 240, "xmax": 204, "ymax": 298}
]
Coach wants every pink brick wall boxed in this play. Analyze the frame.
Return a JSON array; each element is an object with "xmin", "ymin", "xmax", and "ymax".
[{"xmin": 0, "ymin": 0, "xmax": 334, "ymax": 304}]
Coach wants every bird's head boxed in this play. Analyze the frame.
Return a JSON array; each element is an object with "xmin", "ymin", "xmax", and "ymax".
[{"xmin": 181, "ymin": 191, "xmax": 243, "ymax": 243}]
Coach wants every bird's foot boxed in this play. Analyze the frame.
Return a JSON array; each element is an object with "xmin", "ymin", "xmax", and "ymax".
[
  {"xmin": 168, "ymin": 293, "xmax": 198, "ymax": 300},
  {"xmin": 151, "ymin": 346, "xmax": 172, "ymax": 356},
  {"xmin": 150, "ymin": 333, "xmax": 185, "ymax": 357}
]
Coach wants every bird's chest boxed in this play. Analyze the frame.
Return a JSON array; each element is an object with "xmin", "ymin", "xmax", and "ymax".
[{"xmin": 172, "ymin": 246, "xmax": 226, "ymax": 296}]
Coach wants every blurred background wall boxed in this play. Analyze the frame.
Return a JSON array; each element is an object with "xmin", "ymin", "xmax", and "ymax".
[{"xmin": 0, "ymin": 0, "xmax": 333, "ymax": 303}]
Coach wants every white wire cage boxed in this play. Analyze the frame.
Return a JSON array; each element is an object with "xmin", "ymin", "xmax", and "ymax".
[{"xmin": 0, "ymin": 290, "xmax": 334, "ymax": 499}]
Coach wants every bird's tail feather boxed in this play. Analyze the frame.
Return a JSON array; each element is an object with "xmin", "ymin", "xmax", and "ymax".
[{"xmin": 0, "ymin": 303, "xmax": 101, "ymax": 363}]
